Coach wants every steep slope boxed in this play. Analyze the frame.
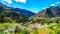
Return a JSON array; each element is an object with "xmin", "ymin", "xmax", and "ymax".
[
  {"xmin": 0, "ymin": 2, "xmax": 35, "ymax": 23},
  {"xmin": 32, "ymin": 6, "xmax": 60, "ymax": 19},
  {"xmin": 29, "ymin": 6, "xmax": 60, "ymax": 23}
]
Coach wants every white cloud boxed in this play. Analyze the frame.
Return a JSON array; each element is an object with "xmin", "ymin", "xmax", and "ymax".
[
  {"xmin": 3, "ymin": 0, "xmax": 27, "ymax": 4},
  {"xmin": 42, "ymin": 7, "xmax": 48, "ymax": 9},
  {"xmin": 55, "ymin": 2, "xmax": 60, "ymax": 4},
  {"xmin": 50, "ymin": 4, "xmax": 55, "ymax": 6},
  {"xmin": 50, "ymin": 2, "xmax": 60, "ymax": 6},
  {"xmin": 42, "ymin": 8, "xmax": 46, "ymax": 9},
  {"xmin": 14, "ymin": 0, "xmax": 27, "ymax": 3},
  {"xmin": 3, "ymin": 0, "xmax": 12, "ymax": 4}
]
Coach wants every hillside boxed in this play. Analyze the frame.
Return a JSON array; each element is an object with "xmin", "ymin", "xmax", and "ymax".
[
  {"xmin": 0, "ymin": 2, "xmax": 35, "ymax": 23},
  {"xmin": 29, "ymin": 6, "xmax": 60, "ymax": 23},
  {"xmin": 30, "ymin": 6, "xmax": 60, "ymax": 18}
]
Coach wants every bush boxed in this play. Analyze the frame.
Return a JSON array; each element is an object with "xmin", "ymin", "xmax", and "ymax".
[{"xmin": 21, "ymin": 29, "xmax": 30, "ymax": 34}]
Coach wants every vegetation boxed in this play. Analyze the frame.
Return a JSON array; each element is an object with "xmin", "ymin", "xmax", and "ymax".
[
  {"xmin": 0, "ymin": 2, "xmax": 60, "ymax": 34},
  {"xmin": 0, "ymin": 22, "xmax": 60, "ymax": 34}
]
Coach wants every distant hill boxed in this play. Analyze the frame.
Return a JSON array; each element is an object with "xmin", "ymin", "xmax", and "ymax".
[{"xmin": 12, "ymin": 8, "xmax": 35, "ymax": 16}]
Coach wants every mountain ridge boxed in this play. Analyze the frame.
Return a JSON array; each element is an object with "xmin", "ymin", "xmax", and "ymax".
[
  {"xmin": 0, "ymin": 2, "xmax": 35, "ymax": 23},
  {"xmin": 31, "ymin": 6, "xmax": 60, "ymax": 19},
  {"xmin": 0, "ymin": 2, "xmax": 35, "ymax": 16}
]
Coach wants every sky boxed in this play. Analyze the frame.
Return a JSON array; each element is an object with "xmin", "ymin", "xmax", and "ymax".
[{"xmin": 0, "ymin": 0, "xmax": 60, "ymax": 13}]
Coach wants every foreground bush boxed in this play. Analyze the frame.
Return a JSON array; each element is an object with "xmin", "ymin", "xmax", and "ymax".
[{"xmin": 0, "ymin": 23, "xmax": 60, "ymax": 34}]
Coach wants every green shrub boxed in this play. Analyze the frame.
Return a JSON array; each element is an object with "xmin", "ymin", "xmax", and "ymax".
[
  {"xmin": 32, "ymin": 28, "xmax": 38, "ymax": 34},
  {"xmin": 21, "ymin": 29, "xmax": 30, "ymax": 34}
]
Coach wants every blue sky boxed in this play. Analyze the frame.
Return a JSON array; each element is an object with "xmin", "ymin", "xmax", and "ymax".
[{"xmin": 0, "ymin": 0, "xmax": 60, "ymax": 13}]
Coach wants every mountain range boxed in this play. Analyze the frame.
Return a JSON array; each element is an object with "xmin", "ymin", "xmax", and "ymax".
[
  {"xmin": 0, "ymin": 2, "xmax": 60, "ymax": 23},
  {"xmin": 0, "ymin": 2, "xmax": 35, "ymax": 23}
]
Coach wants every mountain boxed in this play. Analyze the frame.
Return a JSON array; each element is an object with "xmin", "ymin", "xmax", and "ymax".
[
  {"xmin": 12, "ymin": 8, "xmax": 35, "ymax": 16},
  {"xmin": 29, "ymin": 6, "xmax": 60, "ymax": 23},
  {"xmin": 0, "ymin": 2, "xmax": 35, "ymax": 23},
  {"xmin": 31, "ymin": 6, "xmax": 60, "ymax": 19}
]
